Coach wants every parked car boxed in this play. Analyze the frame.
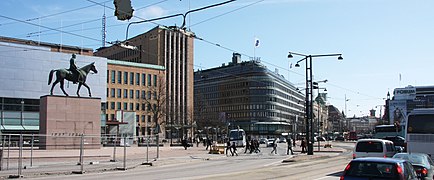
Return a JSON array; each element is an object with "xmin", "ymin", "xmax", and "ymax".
[
  {"xmin": 267, "ymin": 139, "xmax": 275, "ymax": 147},
  {"xmin": 259, "ymin": 138, "xmax": 267, "ymax": 144},
  {"xmin": 393, "ymin": 153, "xmax": 434, "ymax": 180},
  {"xmin": 382, "ymin": 136, "xmax": 406, "ymax": 151},
  {"xmin": 341, "ymin": 157, "xmax": 419, "ymax": 180},
  {"xmin": 278, "ymin": 137, "xmax": 287, "ymax": 143},
  {"xmin": 335, "ymin": 135, "xmax": 345, "ymax": 141},
  {"xmin": 353, "ymin": 139, "xmax": 396, "ymax": 159}
]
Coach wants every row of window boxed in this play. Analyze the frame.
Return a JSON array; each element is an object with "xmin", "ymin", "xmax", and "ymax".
[
  {"xmin": 108, "ymin": 101, "xmax": 156, "ymax": 111},
  {"xmin": 107, "ymin": 114, "xmax": 152, "ymax": 124},
  {"xmin": 107, "ymin": 88, "xmax": 157, "ymax": 100},
  {"xmin": 108, "ymin": 70, "xmax": 158, "ymax": 87}
]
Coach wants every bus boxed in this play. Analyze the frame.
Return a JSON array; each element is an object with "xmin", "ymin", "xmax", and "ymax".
[
  {"xmin": 229, "ymin": 129, "xmax": 246, "ymax": 147},
  {"xmin": 406, "ymin": 108, "xmax": 434, "ymax": 157},
  {"xmin": 373, "ymin": 124, "xmax": 405, "ymax": 139}
]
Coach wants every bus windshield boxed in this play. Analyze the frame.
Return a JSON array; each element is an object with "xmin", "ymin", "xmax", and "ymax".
[
  {"xmin": 374, "ymin": 125, "xmax": 404, "ymax": 139},
  {"xmin": 229, "ymin": 130, "xmax": 245, "ymax": 140},
  {"xmin": 407, "ymin": 114, "xmax": 434, "ymax": 134}
]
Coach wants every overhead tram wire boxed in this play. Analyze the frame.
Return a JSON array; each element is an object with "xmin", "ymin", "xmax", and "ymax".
[
  {"xmin": 0, "ymin": 0, "xmax": 112, "ymax": 27},
  {"xmin": 190, "ymin": 0, "xmax": 265, "ymax": 28}
]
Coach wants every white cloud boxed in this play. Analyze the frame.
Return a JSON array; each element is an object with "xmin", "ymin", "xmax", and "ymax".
[{"xmin": 136, "ymin": 6, "xmax": 167, "ymax": 19}]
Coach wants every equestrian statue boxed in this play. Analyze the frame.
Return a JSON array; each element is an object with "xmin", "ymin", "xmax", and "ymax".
[{"xmin": 48, "ymin": 54, "xmax": 98, "ymax": 97}]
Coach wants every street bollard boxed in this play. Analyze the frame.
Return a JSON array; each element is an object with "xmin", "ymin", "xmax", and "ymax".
[
  {"xmin": 116, "ymin": 135, "xmax": 127, "ymax": 170},
  {"xmin": 7, "ymin": 134, "xmax": 10, "ymax": 170},
  {"xmin": 30, "ymin": 134, "xmax": 34, "ymax": 167},
  {"xmin": 18, "ymin": 134, "xmax": 23, "ymax": 177},
  {"xmin": 141, "ymin": 136, "xmax": 152, "ymax": 166},
  {"xmin": 73, "ymin": 134, "xmax": 85, "ymax": 174},
  {"xmin": 110, "ymin": 135, "xmax": 117, "ymax": 162}
]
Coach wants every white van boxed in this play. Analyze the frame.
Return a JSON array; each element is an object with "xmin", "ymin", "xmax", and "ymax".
[{"xmin": 353, "ymin": 139, "xmax": 396, "ymax": 159}]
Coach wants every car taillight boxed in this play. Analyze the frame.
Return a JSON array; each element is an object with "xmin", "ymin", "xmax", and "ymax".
[
  {"xmin": 384, "ymin": 155, "xmax": 387, "ymax": 158},
  {"xmin": 352, "ymin": 153, "xmax": 356, "ymax": 159},
  {"xmin": 416, "ymin": 168, "xmax": 428, "ymax": 176},
  {"xmin": 339, "ymin": 176, "xmax": 344, "ymax": 180},
  {"xmin": 344, "ymin": 163, "xmax": 351, "ymax": 171},
  {"xmin": 396, "ymin": 165, "xmax": 403, "ymax": 174}
]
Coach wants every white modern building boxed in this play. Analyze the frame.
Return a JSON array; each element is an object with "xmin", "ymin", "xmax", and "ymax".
[{"xmin": 0, "ymin": 38, "xmax": 107, "ymax": 134}]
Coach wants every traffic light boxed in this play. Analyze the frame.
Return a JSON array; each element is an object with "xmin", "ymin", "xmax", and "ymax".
[{"xmin": 113, "ymin": 0, "xmax": 134, "ymax": 21}]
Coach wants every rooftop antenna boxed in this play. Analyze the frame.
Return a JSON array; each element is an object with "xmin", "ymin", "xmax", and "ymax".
[{"xmin": 102, "ymin": 3, "xmax": 107, "ymax": 47}]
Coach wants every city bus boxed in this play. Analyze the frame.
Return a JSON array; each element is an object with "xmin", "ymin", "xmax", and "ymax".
[
  {"xmin": 373, "ymin": 124, "xmax": 405, "ymax": 139},
  {"xmin": 229, "ymin": 129, "xmax": 246, "ymax": 147},
  {"xmin": 406, "ymin": 108, "xmax": 434, "ymax": 157}
]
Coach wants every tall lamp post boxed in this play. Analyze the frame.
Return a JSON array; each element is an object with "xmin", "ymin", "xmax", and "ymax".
[{"xmin": 288, "ymin": 51, "xmax": 343, "ymax": 155}]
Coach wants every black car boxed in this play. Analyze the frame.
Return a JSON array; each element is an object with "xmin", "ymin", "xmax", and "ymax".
[{"xmin": 382, "ymin": 136, "xmax": 406, "ymax": 150}]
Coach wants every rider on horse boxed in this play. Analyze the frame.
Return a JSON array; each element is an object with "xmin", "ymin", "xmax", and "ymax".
[{"xmin": 67, "ymin": 54, "xmax": 82, "ymax": 84}]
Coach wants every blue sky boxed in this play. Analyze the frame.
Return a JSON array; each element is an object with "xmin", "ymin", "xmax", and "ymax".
[{"xmin": 1, "ymin": 0, "xmax": 433, "ymax": 117}]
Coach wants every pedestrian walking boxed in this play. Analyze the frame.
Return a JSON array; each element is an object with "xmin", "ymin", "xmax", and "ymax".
[
  {"xmin": 231, "ymin": 142, "xmax": 238, "ymax": 156},
  {"xmin": 206, "ymin": 138, "xmax": 212, "ymax": 150},
  {"xmin": 270, "ymin": 139, "xmax": 278, "ymax": 154},
  {"xmin": 287, "ymin": 138, "xmax": 294, "ymax": 155},
  {"xmin": 244, "ymin": 139, "xmax": 251, "ymax": 153},
  {"xmin": 301, "ymin": 139, "xmax": 307, "ymax": 153},
  {"xmin": 181, "ymin": 137, "xmax": 188, "ymax": 150},
  {"xmin": 226, "ymin": 140, "xmax": 233, "ymax": 156}
]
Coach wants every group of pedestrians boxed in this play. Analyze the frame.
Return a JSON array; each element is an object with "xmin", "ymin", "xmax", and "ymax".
[
  {"xmin": 244, "ymin": 139, "xmax": 261, "ymax": 154},
  {"xmin": 225, "ymin": 140, "xmax": 238, "ymax": 156}
]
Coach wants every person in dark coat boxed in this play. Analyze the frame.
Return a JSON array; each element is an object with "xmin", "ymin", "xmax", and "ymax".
[
  {"xmin": 301, "ymin": 139, "xmax": 307, "ymax": 153},
  {"xmin": 226, "ymin": 140, "xmax": 233, "ymax": 156},
  {"xmin": 287, "ymin": 138, "xmax": 294, "ymax": 155},
  {"xmin": 231, "ymin": 142, "xmax": 238, "ymax": 156}
]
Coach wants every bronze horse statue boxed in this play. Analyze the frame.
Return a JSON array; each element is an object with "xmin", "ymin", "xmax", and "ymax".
[{"xmin": 48, "ymin": 62, "xmax": 98, "ymax": 97}]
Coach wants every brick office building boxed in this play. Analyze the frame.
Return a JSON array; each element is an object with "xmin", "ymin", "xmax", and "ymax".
[{"xmin": 95, "ymin": 26, "xmax": 195, "ymax": 139}]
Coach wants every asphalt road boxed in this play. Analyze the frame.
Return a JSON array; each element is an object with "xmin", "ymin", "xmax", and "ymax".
[{"xmin": 26, "ymin": 142, "xmax": 354, "ymax": 180}]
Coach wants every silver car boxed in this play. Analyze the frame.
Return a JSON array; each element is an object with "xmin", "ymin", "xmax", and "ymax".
[{"xmin": 393, "ymin": 153, "xmax": 434, "ymax": 180}]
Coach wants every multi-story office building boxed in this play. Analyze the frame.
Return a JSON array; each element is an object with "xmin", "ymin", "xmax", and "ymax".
[
  {"xmin": 106, "ymin": 60, "xmax": 165, "ymax": 136},
  {"xmin": 0, "ymin": 36, "xmax": 107, "ymax": 135},
  {"xmin": 194, "ymin": 53, "xmax": 305, "ymax": 137},
  {"xmin": 388, "ymin": 85, "xmax": 434, "ymax": 126},
  {"xmin": 95, "ymin": 26, "xmax": 194, "ymax": 139}
]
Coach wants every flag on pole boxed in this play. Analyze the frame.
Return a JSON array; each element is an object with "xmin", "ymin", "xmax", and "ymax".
[{"xmin": 254, "ymin": 38, "xmax": 260, "ymax": 48}]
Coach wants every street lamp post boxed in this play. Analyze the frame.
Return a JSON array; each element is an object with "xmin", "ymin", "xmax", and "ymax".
[{"xmin": 288, "ymin": 51, "xmax": 342, "ymax": 155}]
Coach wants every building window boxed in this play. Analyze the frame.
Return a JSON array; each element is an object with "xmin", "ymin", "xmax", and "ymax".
[
  {"xmin": 136, "ymin": 115, "xmax": 140, "ymax": 123},
  {"xmin": 142, "ymin": 73, "xmax": 146, "ymax": 86},
  {"xmin": 141, "ymin": 115, "xmax": 145, "ymax": 123},
  {"xmin": 136, "ymin": 73, "xmax": 140, "ymax": 85},
  {"xmin": 153, "ymin": 75, "xmax": 157, "ymax": 87},
  {"xmin": 117, "ymin": 89, "xmax": 121, "ymax": 98},
  {"xmin": 153, "ymin": 92, "xmax": 157, "ymax": 100},
  {"xmin": 147, "ymin": 91, "xmax": 151, "ymax": 99},
  {"xmin": 141, "ymin": 90, "xmax": 146, "ymax": 99},
  {"xmin": 124, "ymin": 89, "xmax": 128, "ymax": 98},
  {"xmin": 136, "ymin": 90, "xmax": 140, "ymax": 99},
  {"xmin": 111, "ymin": 88, "xmax": 115, "ymax": 98},
  {"xmin": 117, "ymin": 71, "xmax": 122, "ymax": 84},
  {"xmin": 124, "ymin": 72, "xmax": 128, "ymax": 84},
  {"xmin": 141, "ymin": 103, "xmax": 146, "ymax": 111},
  {"xmin": 110, "ymin": 114, "xmax": 115, "ymax": 121},
  {"xmin": 129, "ymin": 90, "xmax": 134, "ymax": 99},
  {"xmin": 123, "ymin": 102, "xmax": 128, "ymax": 110},
  {"xmin": 117, "ymin": 102, "xmax": 121, "ymax": 110},
  {"xmin": 136, "ymin": 103, "xmax": 140, "ymax": 111},
  {"xmin": 110, "ymin": 102, "xmax": 115, "ymax": 110},
  {"xmin": 111, "ymin": 70, "xmax": 115, "ymax": 83},
  {"xmin": 147, "ymin": 115, "xmax": 152, "ymax": 122},
  {"xmin": 130, "ymin": 103, "xmax": 134, "ymax": 111},
  {"xmin": 130, "ymin": 72, "xmax": 134, "ymax": 85},
  {"xmin": 147, "ymin": 74, "xmax": 151, "ymax": 86}
]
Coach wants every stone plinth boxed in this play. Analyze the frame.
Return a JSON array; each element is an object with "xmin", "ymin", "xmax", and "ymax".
[{"xmin": 39, "ymin": 95, "xmax": 101, "ymax": 150}]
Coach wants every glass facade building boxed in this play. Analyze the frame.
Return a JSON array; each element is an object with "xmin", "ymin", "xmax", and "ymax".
[{"xmin": 194, "ymin": 53, "xmax": 305, "ymax": 137}]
